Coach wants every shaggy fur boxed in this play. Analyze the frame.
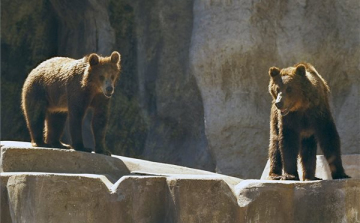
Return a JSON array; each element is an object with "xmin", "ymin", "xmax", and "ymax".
[
  {"xmin": 267, "ymin": 63, "xmax": 350, "ymax": 180},
  {"xmin": 21, "ymin": 51, "xmax": 121, "ymax": 155}
]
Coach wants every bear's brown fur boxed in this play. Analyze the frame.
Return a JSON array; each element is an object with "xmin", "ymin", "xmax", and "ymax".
[
  {"xmin": 21, "ymin": 51, "xmax": 121, "ymax": 155},
  {"xmin": 267, "ymin": 62, "xmax": 350, "ymax": 180}
]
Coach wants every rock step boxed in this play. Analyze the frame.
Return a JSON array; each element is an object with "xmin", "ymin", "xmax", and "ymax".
[{"xmin": 1, "ymin": 141, "xmax": 359, "ymax": 223}]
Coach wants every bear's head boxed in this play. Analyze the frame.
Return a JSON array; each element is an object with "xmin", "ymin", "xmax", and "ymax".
[
  {"xmin": 268, "ymin": 64, "xmax": 310, "ymax": 116},
  {"xmin": 84, "ymin": 51, "xmax": 121, "ymax": 98}
]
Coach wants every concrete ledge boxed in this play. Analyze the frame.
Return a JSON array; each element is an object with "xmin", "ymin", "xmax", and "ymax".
[
  {"xmin": 1, "ymin": 141, "xmax": 359, "ymax": 223},
  {"xmin": 0, "ymin": 141, "xmax": 240, "ymax": 186},
  {"xmin": 1, "ymin": 142, "xmax": 129, "ymax": 183},
  {"xmin": 2, "ymin": 173, "xmax": 359, "ymax": 223},
  {"xmin": 236, "ymin": 179, "xmax": 360, "ymax": 223}
]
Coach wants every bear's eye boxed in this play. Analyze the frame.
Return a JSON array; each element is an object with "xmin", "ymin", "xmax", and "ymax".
[
  {"xmin": 286, "ymin": 87, "xmax": 292, "ymax": 93},
  {"xmin": 99, "ymin": 75, "xmax": 105, "ymax": 81}
]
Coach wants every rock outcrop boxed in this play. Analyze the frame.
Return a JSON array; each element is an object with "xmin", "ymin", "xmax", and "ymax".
[
  {"xmin": 2, "ymin": 0, "xmax": 359, "ymax": 178},
  {"xmin": 1, "ymin": 141, "xmax": 360, "ymax": 223}
]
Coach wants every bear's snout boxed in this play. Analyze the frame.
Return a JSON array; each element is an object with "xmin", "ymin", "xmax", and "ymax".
[
  {"xmin": 106, "ymin": 86, "xmax": 114, "ymax": 93},
  {"xmin": 275, "ymin": 101, "xmax": 283, "ymax": 109},
  {"xmin": 102, "ymin": 81, "xmax": 114, "ymax": 98},
  {"xmin": 103, "ymin": 85, "xmax": 114, "ymax": 98},
  {"xmin": 275, "ymin": 93, "xmax": 283, "ymax": 109}
]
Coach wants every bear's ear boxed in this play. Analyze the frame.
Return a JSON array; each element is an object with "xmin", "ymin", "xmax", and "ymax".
[
  {"xmin": 89, "ymin": 53, "xmax": 100, "ymax": 66},
  {"xmin": 269, "ymin": 67, "xmax": 280, "ymax": 78},
  {"xmin": 110, "ymin": 51, "xmax": 121, "ymax": 64},
  {"xmin": 295, "ymin": 65, "xmax": 306, "ymax": 76}
]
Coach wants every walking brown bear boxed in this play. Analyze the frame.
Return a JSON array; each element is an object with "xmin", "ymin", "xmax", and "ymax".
[
  {"xmin": 21, "ymin": 51, "xmax": 121, "ymax": 155},
  {"xmin": 267, "ymin": 62, "xmax": 350, "ymax": 180}
]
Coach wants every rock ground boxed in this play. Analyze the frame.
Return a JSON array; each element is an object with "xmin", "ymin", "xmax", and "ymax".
[
  {"xmin": 2, "ymin": 0, "xmax": 359, "ymax": 179},
  {"xmin": 1, "ymin": 141, "xmax": 359, "ymax": 223}
]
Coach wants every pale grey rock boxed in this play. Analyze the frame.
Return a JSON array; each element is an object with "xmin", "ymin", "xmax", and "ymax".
[
  {"xmin": 3, "ymin": 173, "xmax": 360, "ymax": 223},
  {"xmin": 0, "ymin": 142, "xmax": 129, "ymax": 183},
  {"xmin": 236, "ymin": 179, "xmax": 360, "ymax": 223},
  {"xmin": 129, "ymin": 0, "xmax": 215, "ymax": 171},
  {"xmin": 0, "ymin": 141, "xmax": 237, "ymax": 185},
  {"xmin": 342, "ymin": 155, "xmax": 360, "ymax": 179},
  {"xmin": 1, "ymin": 142, "xmax": 359, "ymax": 223}
]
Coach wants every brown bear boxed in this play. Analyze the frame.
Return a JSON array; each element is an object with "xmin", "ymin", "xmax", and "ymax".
[
  {"xmin": 267, "ymin": 62, "xmax": 350, "ymax": 180},
  {"xmin": 21, "ymin": 51, "xmax": 121, "ymax": 155}
]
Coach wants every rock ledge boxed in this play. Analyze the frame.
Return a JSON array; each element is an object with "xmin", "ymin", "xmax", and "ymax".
[{"xmin": 1, "ymin": 141, "xmax": 359, "ymax": 223}]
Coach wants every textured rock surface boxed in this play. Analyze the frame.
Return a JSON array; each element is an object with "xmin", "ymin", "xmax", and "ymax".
[
  {"xmin": 130, "ymin": 0, "xmax": 214, "ymax": 170},
  {"xmin": 235, "ymin": 179, "xmax": 360, "ymax": 223},
  {"xmin": 0, "ymin": 141, "xmax": 234, "ymax": 184},
  {"xmin": 341, "ymin": 155, "xmax": 360, "ymax": 179},
  {"xmin": 190, "ymin": 0, "xmax": 360, "ymax": 178},
  {"xmin": 3, "ymin": 174, "xmax": 359, "ymax": 223},
  {"xmin": 1, "ymin": 142, "xmax": 359, "ymax": 223},
  {"xmin": 0, "ymin": 142, "xmax": 129, "ymax": 183}
]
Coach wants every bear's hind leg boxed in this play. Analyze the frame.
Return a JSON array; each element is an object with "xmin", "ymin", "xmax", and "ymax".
[
  {"xmin": 300, "ymin": 136, "xmax": 319, "ymax": 181},
  {"xmin": 45, "ymin": 112, "xmax": 70, "ymax": 149},
  {"xmin": 23, "ymin": 98, "xmax": 47, "ymax": 147},
  {"xmin": 316, "ymin": 117, "xmax": 350, "ymax": 179}
]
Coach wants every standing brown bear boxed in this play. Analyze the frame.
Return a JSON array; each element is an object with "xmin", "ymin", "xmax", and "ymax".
[
  {"xmin": 267, "ymin": 62, "xmax": 350, "ymax": 180},
  {"xmin": 21, "ymin": 51, "xmax": 121, "ymax": 155}
]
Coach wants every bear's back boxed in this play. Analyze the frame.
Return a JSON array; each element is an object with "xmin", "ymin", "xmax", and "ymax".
[
  {"xmin": 28, "ymin": 57, "xmax": 87, "ymax": 83},
  {"xmin": 23, "ymin": 57, "xmax": 89, "ymax": 111},
  {"xmin": 301, "ymin": 63, "xmax": 330, "ymax": 97}
]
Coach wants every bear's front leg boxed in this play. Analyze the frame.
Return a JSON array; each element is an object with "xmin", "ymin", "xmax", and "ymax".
[
  {"xmin": 268, "ymin": 106, "xmax": 283, "ymax": 180},
  {"xmin": 91, "ymin": 96, "xmax": 111, "ymax": 156},
  {"xmin": 280, "ymin": 128, "xmax": 300, "ymax": 180},
  {"xmin": 68, "ymin": 103, "xmax": 92, "ymax": 153}
]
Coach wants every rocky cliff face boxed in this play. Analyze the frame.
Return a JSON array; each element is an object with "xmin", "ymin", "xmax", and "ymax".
[
  {"xmin": 1, "ymin": 0, "xmax": 359, "ymax": 178},
  {"xmin": 190, "ymin": 0, "xmax": 360, "ymax": 177},
  {"xmin": 130, "ymin": 0, "xmax": 214, "ymax": 170}
]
